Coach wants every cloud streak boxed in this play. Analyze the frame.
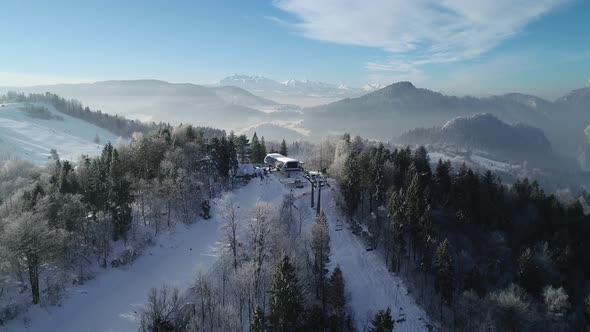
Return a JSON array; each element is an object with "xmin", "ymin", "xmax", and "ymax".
[{"xmin": 273, "ymin": 0, "xmax": 567, "ymax": 73}]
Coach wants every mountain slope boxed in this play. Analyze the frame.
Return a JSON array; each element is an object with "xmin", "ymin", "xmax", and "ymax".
[
  {"xmin": 0, "ymin": 102, "xmax": 121, "ymax": 164},
  {"xmin": 304, "ymin": 81, "xmax": 553, "ymax": 140},
  {"xmin": 397, "ymin": 113, "xmax": 551, "ymax": 160},
  {"xmin": 0, "ymin": 80, "xmax": 293, "ymax": 131}
]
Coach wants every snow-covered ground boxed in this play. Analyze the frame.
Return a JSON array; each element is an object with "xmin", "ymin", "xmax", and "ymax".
[
  {"xmin": 0, "ymin": 103, "xmax": 121, "ymax": 164},
  {"xmin": 4, "ymin": 176, "xmax": 285, "ymax": 332},
  {"xmin": 4, "ymin": 172, "xmax": 430, "ymax": 331},
  {"xmin": 319, "ymin": 182, "xmax": 432, "ymax": 331},
  {"xmin": 429, "ymin": 150, "xmax": 520, "ymax": 174},
  {"xmin": 469, "ymin": 154, "xmax": 520, "ymax": 173}
]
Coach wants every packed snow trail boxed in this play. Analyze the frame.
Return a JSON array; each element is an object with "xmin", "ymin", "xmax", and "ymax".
[
  {"xmin": 5, "ymin": 177, "xmax": 285, "ymax": 332},
  {"xmin": 318, "ymin": 181, "xmax": 432, "ymax": 332}
]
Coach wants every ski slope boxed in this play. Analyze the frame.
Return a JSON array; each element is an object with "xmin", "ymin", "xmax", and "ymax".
[
  {"xmin": 319, "ymin": 182, "xmax": 432, "ymax": 331},
  {"xmin": 4, "ymin": 176, "xmax": 285, "ymax": 332},
  {"xmin": 5, "ymin": 172, "xmax": 430, "ymax": 331},
  {"xmin": 0, "ymin": 103, "xmax": 121, "ymax": 164}
]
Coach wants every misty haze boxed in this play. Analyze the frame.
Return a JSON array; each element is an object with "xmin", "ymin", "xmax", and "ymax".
[{"xmin": 0, "ymin": 1, "xmax": 589, "ymax": 332}]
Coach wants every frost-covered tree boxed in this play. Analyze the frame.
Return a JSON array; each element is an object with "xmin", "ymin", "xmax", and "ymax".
[
  {"xmin": 543, "ymin": 285, "xmax": 569, "ymax": 319},
  {"xmin": 248, "ymin": 202, "xmax": 277, "ymax": 307},
  {"xmin": 139, "ymin": 285, "xmax": 191, "ymax": 332},
  {"xmin": 311, "ymin": 211, "xmax": 330, "ymax": 307},
  {"xmin": 1, "ymin": 212, "xmax": 65, "ymax": 304},
  {"xmin": 220, "ymin": 193, "xmax": 240, "ymax": 271}
]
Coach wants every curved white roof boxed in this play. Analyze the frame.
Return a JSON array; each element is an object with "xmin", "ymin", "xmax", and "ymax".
[{"xmin": 266, "ymin": 153, "xmax": 300, "ymax": 163}]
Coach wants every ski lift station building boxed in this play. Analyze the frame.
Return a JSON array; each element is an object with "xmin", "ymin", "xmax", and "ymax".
[{"xmin": 264, "ymin": 153, "xmax": 303, "ymax": 172}]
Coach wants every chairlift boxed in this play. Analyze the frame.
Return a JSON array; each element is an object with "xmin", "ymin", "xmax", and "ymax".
[
  {"xmin": 397, "ymin": 307, "xmax": 406, "ymax": 323},
  {"xmin": 335, "ymin": 218, "xmax": 343, "ymax": 231}
]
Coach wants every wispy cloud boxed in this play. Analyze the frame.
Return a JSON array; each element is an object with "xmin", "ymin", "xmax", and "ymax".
[
  {"xmin": 273, "ymin": 0, "xmax": 567, "ymax": 74},
  {"xmin": 0, "ymin": 72, "xmax": 94, "ymax": 86}
]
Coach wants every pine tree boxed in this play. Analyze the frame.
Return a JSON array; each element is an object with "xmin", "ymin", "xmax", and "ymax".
[
  {"xmin": 201, "ymin": 200, "xmax": 211, "ymax": 219},
  {"xmin": 434, "ymin": 159, "xmax": 452, "ymax": 206},
  {"xmin": 251, "ymin": 132, "xmax": 262, "ymax": 164},
  {"xmin": 369, "ymin": 308, "xmax": 394, "ymax": 332},
  {"xmin": 311, "ymin": 212, "xmax": 331, "ymax": 306},
  {"xmin": 280, "ymin": 139, "xmax": 288, "ymax": 156},
  {"xmin": 250, "ymin": 306, "xmax": 265, "ymax": 332},
  {"xmin": 371, "ymin": 143, "xmax": 387, "ymax": 209},
  {"xmin": 110, "ymin": 148, "xmax": 133, "ymax": 242},
  {"xmin": 235, "ymin": 134, "xmax": 250, "ymax": 163},
  {"xmin": 260, "ymin": 136, "xmax": 268, "ymax": 162},
  {"xmin": 341, "ymin": 152, "xmax": 361, "ymax": 218},
  {"xmin": 387, "ymin": 189, "xmax": 406, "ymax": 272},
  {"xmin": 517, "ymin": 247, "xmax": 541, "ymax": 296},
  {"xmin": 434, "ymin": 239, "xmax": 454, "ymax": 320},
  {"xmin": 328, "ymin": 266, "xmax": 346, "ymax": 317},
  {"xmin": 268, "ymin": 255, "xmax": 304, "ymax": 332}
]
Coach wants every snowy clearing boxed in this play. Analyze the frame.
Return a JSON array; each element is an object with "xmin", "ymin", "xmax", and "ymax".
[{"xmin": 0, "ymin": 103, "xmax": 121, "ymax": 164}]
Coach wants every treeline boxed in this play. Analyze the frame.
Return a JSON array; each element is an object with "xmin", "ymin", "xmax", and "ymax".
[
  {"xmin": 0, "ymin": 124, "xmax": 238, "ymax": 323},
  {"xmin": 333, "ymin": 133, "xmax": 590, "ymax": 331},
  {"xmin": 0, "ymin": 92, "xmax": 225, "ymax": 140}
]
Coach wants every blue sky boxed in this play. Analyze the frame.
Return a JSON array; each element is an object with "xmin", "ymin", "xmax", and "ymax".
[{"xmin": 0, "ymin": 0, "xmax": 588, "ymax": 98}]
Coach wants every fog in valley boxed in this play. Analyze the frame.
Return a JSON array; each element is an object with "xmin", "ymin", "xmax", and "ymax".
[{"xmin": 1, "ymin": 1, "xmax": 590, "ymax": 332}]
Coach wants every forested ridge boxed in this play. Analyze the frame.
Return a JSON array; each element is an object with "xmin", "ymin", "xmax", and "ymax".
[{"xmin": 332, "ymin": 133, "xmax": 590, "ymax": 331}]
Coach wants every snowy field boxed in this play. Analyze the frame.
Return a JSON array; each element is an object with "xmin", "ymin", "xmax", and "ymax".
[
  {"xmin": 4, "ymin": 172, "xmax": 430, "ymax": 331},
  {"xmin": 0, "ymin": 103, "xmax": 121, "ymax": 164}
]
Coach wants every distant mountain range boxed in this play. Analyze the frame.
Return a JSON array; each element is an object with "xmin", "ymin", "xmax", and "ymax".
[
  {"xmin": 4, "ymin": 78, "xmax": 590, "ymax": 169},
  {"xmin": 211, "ymin": 74, "xmax": 383, "ymax": 106},
  {"xmin": 303, "ymin": 81, "xmax": 590, "ymax": 161},
  {"xmin": 0, "ymin": 80, "xmax": 300, "ymax": 132}
]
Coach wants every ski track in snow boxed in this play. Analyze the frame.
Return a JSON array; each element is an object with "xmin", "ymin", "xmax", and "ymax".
[{"xmin": 4, "ymin": 174, "xmax": 430, "ymax": 331}]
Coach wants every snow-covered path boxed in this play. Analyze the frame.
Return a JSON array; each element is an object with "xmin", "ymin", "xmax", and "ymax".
[
  {"xmin": 5, "ymin": 178, "xmax": 281, "ymax": 332},
  {"xmin": 320, "ymin": 183, "xmax": 432, "ymax": 332}
]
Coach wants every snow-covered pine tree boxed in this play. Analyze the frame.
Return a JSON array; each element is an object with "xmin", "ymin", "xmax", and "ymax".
[
  {"xmin": 250, "ymin": 132, "xmax": 262, "ymax": 164},
  {"xmin": 268, "ymin": 255, "xmax": 303, "ymax": 332},
  {"xmin": 368, "ymin": 307, "xmax": 394, "ymax": 332},
  {"xmin": 434, "ymin": 238, "xmax": 454, "ymax": 320},
  {"xmin": 327, "ymin": 265, "xmax": 347, "ymax": 331},
  {"xmin": 341, "ymin": 152, "xmax": 361, "ymax": 218},
  {"xmin": 311, "ymin": 211, "xmax": 331, "ymax": 310},
  {"xmin": 250, "ymin": 306, "xmax": 265, "ymax": 332},
  {"xmin": 279, "ymin": 139, "xmax": 288, "ymax": 156}
]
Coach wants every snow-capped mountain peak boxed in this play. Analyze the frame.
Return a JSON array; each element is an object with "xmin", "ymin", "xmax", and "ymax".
[{"xmin": 362, "ymin": 83, "xmax": 385, "ymax": 91}]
